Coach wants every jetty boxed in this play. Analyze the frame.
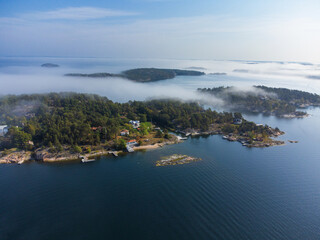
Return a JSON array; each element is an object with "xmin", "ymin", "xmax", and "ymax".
[{"xmin": 109, "ymin": 151, "xmax": 118, "ymax": 157}]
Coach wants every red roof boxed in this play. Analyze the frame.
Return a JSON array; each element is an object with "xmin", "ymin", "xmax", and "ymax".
[{"xmin": 128, "ymin": 139, "xmax": 137, "ymax": 143}]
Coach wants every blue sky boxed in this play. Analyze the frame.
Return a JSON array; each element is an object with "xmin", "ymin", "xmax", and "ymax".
[{"xmin": 1, "ymin": 0, "xmax": 320, "ymax": 61}]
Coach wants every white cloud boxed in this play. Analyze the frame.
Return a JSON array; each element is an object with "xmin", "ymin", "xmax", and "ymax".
[
  {"xmin": 22, "ymin": 7, "xmax": 138, "ymax": 20},
  {"xmin": 1, "ymin": 9, "xmax": 320, "ymax": 62}
]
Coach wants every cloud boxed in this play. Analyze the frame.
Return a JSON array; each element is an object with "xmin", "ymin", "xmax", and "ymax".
[
  {"xmin": 1, "ymin": 9, "xmax": 320, "ymax": 62},
  {"xmin": 0, "ymin": 65, "xmax": 224, "ymax": 106},
  {"xmin": 22, "ymin": 7, "xmax": 138, "ymax": 21}
]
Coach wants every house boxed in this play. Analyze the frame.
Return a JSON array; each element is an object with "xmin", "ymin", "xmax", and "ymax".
[
  {"xmin": 129, "ymin": 120, "xmax": 140, "ymax": 129},
  {"xmin": 154, "ymin": 127, "xmax": 162, "ymax": 132},
  {"xmin": 233, "ymin": 118, "xmax": 242, "ymax": 125},
  {"xmin": 91, "ymin": 126, "xmax": 102, "ymax": 131},
  {"xmin": 0, "ymin": 125, "xmax": 8, "ymax": 137},
  {"xmin": 127, "ymin": 139, "xmax": 138, "ymax": 146},
  {"xmin": 120, "ymin": 130, "xmax": 129, "ymax": 136}
]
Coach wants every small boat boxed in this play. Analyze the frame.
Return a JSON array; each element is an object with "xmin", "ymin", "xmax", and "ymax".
[
  {"xmin": 177, "ymin": 136, "xmax": 188, "ymax": 141},
  {"xmin": 80, "ymin": 156, "xmax": 95, "ymax": 163}
]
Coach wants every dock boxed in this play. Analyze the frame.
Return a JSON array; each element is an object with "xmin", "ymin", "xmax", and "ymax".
[
  {"xmin": 126, "ymin": 146, "xmax": 134, "ymax": 153},
  {"xmin": 108, "ymin": 151, "xmax": 118, "ymax": 157}
]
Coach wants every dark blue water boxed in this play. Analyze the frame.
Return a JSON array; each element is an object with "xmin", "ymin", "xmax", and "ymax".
[
  {"xmin": 1, "ymin": 57, "xmax": 320, "ymax": 239},
  {"xmin": 1, "ymin": 108, "xmax": 320, "ymax": 240}
]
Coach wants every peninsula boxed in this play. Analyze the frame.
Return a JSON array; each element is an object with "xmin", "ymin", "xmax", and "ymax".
[
  {"xmin": 65, "ymin": 68, "xmax": 205, "ymax": 82},
  {"xmin": 0, "ymin": 93, "xmax": 284, "ymax": 164}
]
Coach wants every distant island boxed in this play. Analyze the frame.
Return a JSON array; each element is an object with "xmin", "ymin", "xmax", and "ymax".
[
  {"xmin": 307, "ymin": 75, "xmax": 320, "ymax": 80},
  {"xmin": 186, "ymin": 67, "xmax": 207, "ymax": 70},
  {"xmin": 65, "ymin": 73, "xmax": 122, "ymax": 78},
  {"xmin": 233, "ymin": 69, "xmax": 249, "ymax": 73},
  {"xmin": 41, "ymin": 63, "xmax": 59, "ymax": 68},
  {"xmin": 208, "ymin": 72, "xmax": 227, "ymax": 76},
  {"xmin": 0, "ymin": 92, "xmax": 283, "ymax": 164},
  {"xmin": 198, "ymin": 86, "xmax": 320, "ymax": 118},
  {"xmin": 65, "ymin": 68, "xmax": 205, "ymax": 82}
]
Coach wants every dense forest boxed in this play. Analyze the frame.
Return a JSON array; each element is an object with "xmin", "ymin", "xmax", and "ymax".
[
  {"xmin": 123, "ymin": 68, "xmax": 205, "ymax": 82},
  {"xmin": 0, "ymin": 93, "xmax": 274, "ymax": 151},
  {"xmin": 65, "ymin": 68, "xmax": 205, "ymax": 82},
  {"xmin": 198, "ymin": 86, "xmax": 320, "ymax": 117}
]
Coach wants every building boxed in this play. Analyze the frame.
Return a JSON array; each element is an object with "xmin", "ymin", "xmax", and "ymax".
[
  {"xmin": 127, "ymin": 139, "xmax": 138, "ymax": 146},
  {"xmin": 129, "ymin": 120, "xmax": 140, "ymax": 129},
  {"xmin": 233, "ymin": 118, "xmax": 242, "ymax": 125},
  {"xmin": 120, "ymin": 130, "xmax": 129, "ymax": 136},
  {"xmin": 91, "ymin": 126, "xmax": 102, "ymax": 131},
  {"xmin": 0, "ymin": 125, "xmax": 8, "ymax": 137}
]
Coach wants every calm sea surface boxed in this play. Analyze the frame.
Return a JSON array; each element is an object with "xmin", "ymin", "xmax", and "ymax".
[{"xmin": 0, "ymin": 58, "xmax": 320, "ymax": 240}]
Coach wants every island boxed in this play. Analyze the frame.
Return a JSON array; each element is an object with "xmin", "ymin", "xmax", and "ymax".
[
  {"xmin": 233, "ymin": 69, "xmax": 249, "ymax": 73},
  {"xmin": 156, "ymin": 154, "xmax": 201, "ymax": 166},
  {"xmin": 198, "ymin": 85, "xmax": 320, "ymax": 118},
  {"xmin": 65, "ymin": 73, "xmax": 122, "ymax": 78},
  {"xmin": 65, "ymin": 68, "xmax": 205, "ymax": 82},
  {"xmin": 307, "ymin": 75, "xmax": 320, "ymax": 80},
  {"xmin": 0, "ymin": 92, "xmax": 284, "ymax": 164},
  {"xmin": 186, "ymin": 67, "xmax": 207, "ymax": 70},
  {"xmin": 208, "ymin": 72, "xmax": 227, "ymax": 76},
  {"xmin": 41, "ymin": 63, "xmax": 59, "ymax": 68}
]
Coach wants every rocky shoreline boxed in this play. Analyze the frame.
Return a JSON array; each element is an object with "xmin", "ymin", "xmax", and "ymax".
[
  {"xmin": 0, "ymin": 140, "xmax": 178, "ymax": 164},
  {"xmin": 156, "ymin": 154, "xmax": 202, "ymax": 167},
  {"xmin": 0, "ymin": 125, "xmax": 285, "ymax": 164},
  {"xmin": 178, "ymin": 124, "xmax": 285, "ymax": 148}
]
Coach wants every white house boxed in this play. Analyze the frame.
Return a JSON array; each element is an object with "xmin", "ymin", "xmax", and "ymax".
[
  {"xmin": 233, "ymin": 118, "xmax": 242, "ymax": 125},
  {"xmin": 120, "ymin": 130, "xmax": 129, "ymax": 136},
  {"xmin": 127, "ymin": 139, "xmax": 138, "ymax": 146},
  {"xmin": 0, "ymin": 125, "xmax": 8, "ymax": 137},
  {"xmin": 129, "ymin": 120, "xmax": 140, "ymax": 129}
]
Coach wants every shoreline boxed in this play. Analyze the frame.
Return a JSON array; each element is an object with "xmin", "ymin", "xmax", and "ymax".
[
  {"xmin": 0, "ymin": 132, "xmax": 285, "ymax": 165},
  {"xmin": 0, "ymin": 140, "xmax": 178, "ymax": 164},
  {"xmin": 0, "ymin": 129, "xmax": 285, "ymax": 165}
]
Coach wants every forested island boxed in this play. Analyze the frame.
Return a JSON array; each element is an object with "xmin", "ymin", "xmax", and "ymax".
[
  {"xmin": 0, "ymin": 93, "xmax": 283, "ymax": 164},
  {"xmin": 198, "ymin": 86, "xmax": 320, "ymax": 117},
  {"xmin": 65, "ymin": 68, "xmax": 205, "ymax": 82},
  {"xmin": 65, "ymin": 73, "xmax": 122, "ymax": 78},
  {"xmin": 41, "ymin": 63, "xmax": 59, "ymax": 68}
]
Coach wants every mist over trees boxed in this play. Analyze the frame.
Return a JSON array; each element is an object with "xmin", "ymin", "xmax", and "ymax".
[{"xmin": 0, "ymin": 92, "xmax": 256, "ymax": 151}]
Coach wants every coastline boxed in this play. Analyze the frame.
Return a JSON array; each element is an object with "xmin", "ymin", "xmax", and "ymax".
[
  {"xmin": 0, "ymin": 140, "xmax": 178, "ymax": 164},
  {"xmin": 0, "ymin": 129, "xmax": 286, "ymax": 165}
]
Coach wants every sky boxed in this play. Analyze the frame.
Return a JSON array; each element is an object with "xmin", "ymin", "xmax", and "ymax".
[{"xmin": 1, "ymin": 0, "xmax": 320, "ymax": 62}]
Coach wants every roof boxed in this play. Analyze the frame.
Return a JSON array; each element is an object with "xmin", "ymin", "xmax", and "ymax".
[
  {"xmin": 121, "ymin": 129, "xmax": 129, "ymax": 132},
  {"xmin": 128, "ymin": 139, "xmax": 137, "ymax": 143},
  {"xmin": 0, "ymin": 125, "xmax": 8, "ymax": 130}
]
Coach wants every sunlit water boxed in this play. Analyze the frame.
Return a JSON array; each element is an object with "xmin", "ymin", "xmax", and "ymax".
[{"xmin": 0, "ymin": 58, "xmax": 320, "ymax": 240}]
